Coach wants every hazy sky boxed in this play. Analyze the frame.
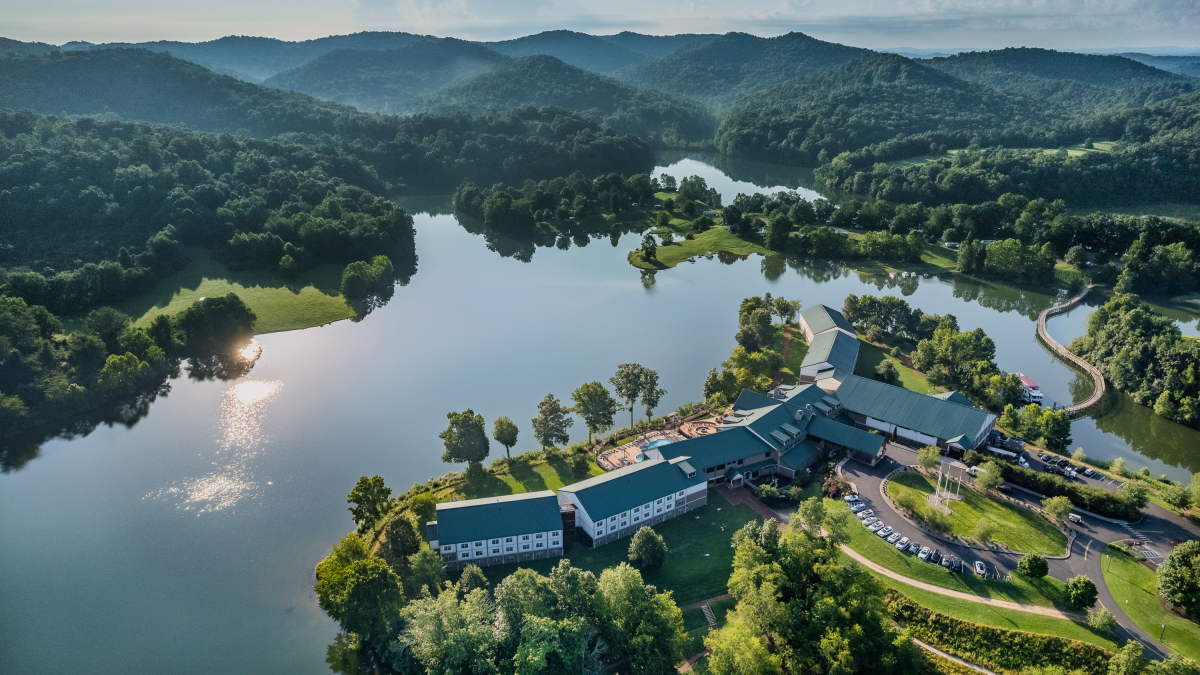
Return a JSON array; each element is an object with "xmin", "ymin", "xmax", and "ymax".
[{"xmin": 3, "ymin": 0, "xmax": 1199, "ymax": 50}]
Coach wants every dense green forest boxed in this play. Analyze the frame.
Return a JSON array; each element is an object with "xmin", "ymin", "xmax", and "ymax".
[
  {"xmin": 1071, "ymin": 294, "xmax": 1200, "ymax": 427},
  {"xmin": 615, "ymin": 31, "xmax": 870, "ymax": 106},
  {"xmin": 714, "ymin": 53, "xmax": 1071, "ymax": 165},
  {"xmin": 1120, "ymin": 53, "xmax": 1200, "ymax": 79},
  {"xmin": 267, "ymin": 50, "xmax": 716, "ymax": 144},
  {"xmin": 923, "ymin": 48, "xmax": 1195, "ymax": 111},
  {"xmin": 481, "ymin": 29, "xmax": 650, "ymax": 74},
  {"xmin": 814, "ymin": 89, "xmax": 1200, "ymax": 205}
]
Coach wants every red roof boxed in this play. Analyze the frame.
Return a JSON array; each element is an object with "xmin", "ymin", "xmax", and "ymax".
[{"xmin": 1019, "ymin": 375, "xmax": 1039, "ymax": 388}]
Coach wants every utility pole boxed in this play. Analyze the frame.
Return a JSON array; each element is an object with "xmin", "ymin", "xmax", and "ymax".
[{"xmin": 1107, "ymin": 554, "xmax": 1112, "ymax": 572}]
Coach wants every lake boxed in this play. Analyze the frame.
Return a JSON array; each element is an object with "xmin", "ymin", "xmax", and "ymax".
[{"xmin": 1, "ymin": 155, "xmax": 1197, "ymax": 675}]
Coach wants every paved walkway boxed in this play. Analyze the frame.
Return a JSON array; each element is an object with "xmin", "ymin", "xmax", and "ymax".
[{"xmin": 913, "ymin": 638, "xmax": 997, "ymax": 675}]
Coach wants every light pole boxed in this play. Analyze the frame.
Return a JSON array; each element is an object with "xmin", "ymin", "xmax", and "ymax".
[
  {"xmin": 1107, "ymin": 554, "xmax": 1112, "ymax": 572},
  {"xmin": 1161, "ymin": 624, "xmax": 1166, "ymax": 641}
]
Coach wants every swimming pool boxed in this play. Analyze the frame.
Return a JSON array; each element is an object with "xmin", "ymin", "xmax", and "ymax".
[{"xmin": 639, "ymin": 438, "xmax": 674, "ymax": 451}]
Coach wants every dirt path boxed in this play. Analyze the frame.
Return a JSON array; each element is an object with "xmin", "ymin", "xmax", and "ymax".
[{"xmin": 770, "ymin": 326, "xmax": 793, "ymax": 388}]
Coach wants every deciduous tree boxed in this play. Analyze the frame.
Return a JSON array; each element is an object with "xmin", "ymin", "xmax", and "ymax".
[
  {"xmin": 1017, "ymin": 552, "xmax": 1049, "ymax": 578},
  {"xmin": 492, "ymin": 416, "xmax": 519, "ymax": 459},
  {"xmin": 1042, "ymin": 495, "xmax": 1074, "ymax": 522},
  {"xmin": 1158, "ymin": 540, "xmax": 1200, "ymax": 618},
  {"xmin": 571, "ymin": 382, "xmax": 617, "ymax": 443},
  {"xmin": 440, "ymin": 409, "xmax": 490, "ymax": 466},
  {"xmin": 532, "ymin": 394, "xmax": 573, "ymax": 449},
  {"xmin": 917, "ymin": 445, "xmax": 942, "ymax": 471},
  {"xmin": 628, "ymin": 526, "xmax": 668, "ymax": 570},
  {"xmin": 348, "ymin": 475, "xmax": 392, "ymax": 534},
  {"xmin": 610, "ymin": 364, "xmax": 645, "ymax": 429},
  {"xmin": 1065, "ymin": 575, "xmax": 1099, "ymax": 610}
]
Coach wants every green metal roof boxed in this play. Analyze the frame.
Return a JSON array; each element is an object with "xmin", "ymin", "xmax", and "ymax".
[
  {"xmin": 558, "ymin": 456, "xmax": 706, "ymax": 522},
  {"xmin": 435, "ymin": 491, "xmax": 562, "ymax": 544},
  {"xmin": 770, "ymin": 429, "xmax": 790, "ymax": 444},
  {"xmin": 800, "ymin": 304, "xmax": 854, "ymax": 336},
  {"xmin": 723, "ymin": 458, "xmax": 775, "ymax": 480},
  {"xmin": 834, "ymin": 375, "xmax": 995, "ymax": 444},
  {"xmin": 780, "ymin": 440, "xmax": 820, "ymax": 470},
  {"xmin": 800, "ymin": 330, "xmax": 859, "ymax": 380},
  {"xmin": 807, "ymin": 416, "xmax": 884, "ymax": 455},
  {"xmin": 780, "ymin": 422, "xmax": 801, "ymax": 436},
  {"xmin": 659, "ymin": 426, "xmax": 773, "ymax": 470}
]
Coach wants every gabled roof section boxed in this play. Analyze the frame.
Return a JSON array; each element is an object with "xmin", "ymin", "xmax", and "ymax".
[
  {"xmin": 931, "ymin": 390, "xmax": 972, "ymax": 407},
  {"xmin": 800, "ymin": 330, "xmax": 860, "ymax": 381},
  {"xmin": 558, "ymin": 457, "xmax": 706, "ymax": 522},
  {"xmin": 780, "ymin": 439, "xmax": 820, "ymax": 470},
  {"xmin": 807, "ymin": 415, "xmax": 885, "ymax": 455},
  {"xmin": 800, "ymin": 304, "xmax": 855, "ymax": 336},
  {"xmin": 835, "ymin": 375, "xmax": 996, "ymax": 443},
  {"xmin": 658, "ymin": 426, "xmax": 772, "ymax": 469},
  {"xmin": 435, "ymin": 491, "xmax": 562, "ymax": 544}
]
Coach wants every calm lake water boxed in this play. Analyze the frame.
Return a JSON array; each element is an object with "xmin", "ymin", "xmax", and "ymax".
[{"xmin": 1, "ymin": 155, "xmax": 1198, "ymax": 675}]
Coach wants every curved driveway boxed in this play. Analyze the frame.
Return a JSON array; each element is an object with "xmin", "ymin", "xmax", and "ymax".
[{"xmin": 840, "ymin": 443, "xmax": 1199, "ymax": 659}]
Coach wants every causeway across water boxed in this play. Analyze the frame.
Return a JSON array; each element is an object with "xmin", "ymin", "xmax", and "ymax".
[{"xmin": 1035, "ymin": 285, "xmax": 1106, "ymax": 417}]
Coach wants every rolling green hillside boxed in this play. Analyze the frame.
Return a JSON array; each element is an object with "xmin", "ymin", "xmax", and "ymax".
[
  {"xmin": 715, "ymin": 53, "xmax": 1065, "ymax": 164},
  {"xmin": 924, "ymin": 47, "xmax": 1196, "ymax": 111},
  {"xmin": 615, "ymin": 31, "xmax": 870, "ymax": 106},
  {"xmin": 482, "ymin": 29, "xmax": 647, "ymax": 74},
  {"xmin": 600, "ymin": 32, "xmax": 715, "ymax": 59}
]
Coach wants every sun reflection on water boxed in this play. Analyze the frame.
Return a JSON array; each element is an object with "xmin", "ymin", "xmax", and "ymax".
[{"xmin": 147, "ymin": 377, "xmax": 282, "ymax": 513}]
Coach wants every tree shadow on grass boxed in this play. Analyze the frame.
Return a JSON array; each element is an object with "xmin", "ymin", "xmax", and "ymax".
[{"xmin": 459, "ymin": 474, "xmax": 516, "ymax": 500}]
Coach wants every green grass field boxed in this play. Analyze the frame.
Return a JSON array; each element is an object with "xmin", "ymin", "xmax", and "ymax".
[
  {"xmin": 828, "ymin": 499, "xmax": 1066, "ymax": 607},
  {"xmin": 462, "ymin": 501, "xmax": 760, "ymax": 607},
  {"xmin": 846, "ymin": 241, "xmax": 959, "ymax": 276},
  {"xmin": 771, "ymin": 325, "xmax": 809, "ymax": 385},
  {"xmin": 877, "ymin": 575, "xmax": 1117, "ymax": 650},
  {"xmin": 456, "ymin": 457, "xmax": 608, "ymax": 500},
  {"xmin": 853, "ymin": 340, "xmax": 936, "ymax": 394},
  {"xmin": 1103, "ymin": 546, "xmax": 1200, "ymax": 661},
  {"xmin": 101, "ymin": 248, "xmax": 356, "ymax": 334},
  {"xmin": 886, "ymin": 473, "xmax": 1067, "ymax": 555},
  {"xmin": 629, "ymin": 227, "xmax": 771, "ymax": 270}
]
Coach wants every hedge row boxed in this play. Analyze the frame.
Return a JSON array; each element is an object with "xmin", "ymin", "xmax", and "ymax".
[
  {"xmin": 999, "ymin": 464, "xmax": 1140, "ymax": 521},
  {"xmin": 884, "ymin": 590, "xmax": 1114, "ymax": 675}
]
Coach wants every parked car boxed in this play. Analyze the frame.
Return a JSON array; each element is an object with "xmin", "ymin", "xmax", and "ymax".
[
  {"xmin": 895, "ymin": 536, "xmax": 910, "ymax": 549},
  {"xmin": 1038, "ymin": 452, "xmax": 1048, "ymax": 460},
  {"xmin": 868, "ymin": 521, "xmax": 885, "ymax": 532},
  {"xmin": 877, "ymin": 526, "xmax": 894, "ymax": 538},
  {"xmin": 907, "ymin": 542, "xmax": 921, "ymax": 554},
  {"xmin": 943, "ymin": 556, "xmax": 957, "ymax": 571},
  {"xmin": 857, "ymin": 510, "xmax": 875, "ymax": 520},
  {"xmin": 1066, "ymin": 469, "xmax": 1078, "ymax": 479},
  {"xmin": 929, "ymin": 549, "xmax": 941, "ymax": 564},
  {"xmin": 843, "ymin": 494, "xmax": 861, "ymax": 502},
  {"xmin": 998, "ymin": 484, "xmax": 1012, "ymax": 493},
  {"xmin": 849, "ymin": 502, "xmax": 868, "ymax": 512},
  {"xmin": 862, "ymin": 517, "xmax": 878, "ymax": 527},
  {"xmin": 974, "ymin": 561, "xmax": 987, "ymax": 575},
  {"xmin": 887, "ymin": 532, "xmax": 903, "ymax": 544},
  {"xmin": 1057, "ymin": 458, "xmax": 1070, "ymax": 468},
  {"xmin": 1068, "ymin": 514, "xmax": 1082, "ymax": 524},
  {"xmin": 1018, "ymin": 457, "xmax": 1030, "ymax": 468},
  {"xmin": 918, "ymin": 546, "xmax": 931, "ymax": 561},
  {"xmin": 1083, "ymin": 468, "xmax": 1095, "ymax": 477}
]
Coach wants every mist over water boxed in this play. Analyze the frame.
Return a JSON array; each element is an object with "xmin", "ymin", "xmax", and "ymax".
[{"xmin": 1, "ymin": 154, "xmax": 1197, "ymax": 675}]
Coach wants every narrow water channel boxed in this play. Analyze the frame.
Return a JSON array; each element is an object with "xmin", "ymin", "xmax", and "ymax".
[{"xmin": 0, "ymin": 155, "xmax": 1196, "ymax": 675}]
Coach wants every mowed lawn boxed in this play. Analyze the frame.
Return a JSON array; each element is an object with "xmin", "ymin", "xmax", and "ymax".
[
  {"xmin": 456, "ymin": 501, "xmax": 761, "ymax": 607},
  {"xmin": 877, "ymin": 576, "xmax": 1117, "ymax": 650},
  {"xmin": 771, "ymin": 325, "xmax": 809, "ymax": 385},
  {"xmin": 853, "ymin": 339, "xmax": 936, "ymax": 394},
  {"xmin": 1103, "ymin": 546, "xmax": 1200, "ymax": 661},
  {"xmin": 453, "ymin": 457, "xmax": 608, "ymax": 501},
  {"xmin": 887, "ymin": 473, "xmax": 1067, "ymax": 555},
  {"xmin": 827, "ymin": 499, "xmax": 1065, "ymax": 607},
  {"xmin": 630, "ymin": 227, "xmax": 771, "ymax": 269}
]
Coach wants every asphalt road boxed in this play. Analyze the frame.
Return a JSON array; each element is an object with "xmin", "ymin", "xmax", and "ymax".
[{"xmin": 839, "ymin": 443, "xmax": 1200, "ymax": 659}]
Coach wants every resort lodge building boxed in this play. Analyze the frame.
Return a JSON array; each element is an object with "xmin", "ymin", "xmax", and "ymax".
[{"xmin": 425, "ymin": 304, "xmax": 997, "ymax": 563}]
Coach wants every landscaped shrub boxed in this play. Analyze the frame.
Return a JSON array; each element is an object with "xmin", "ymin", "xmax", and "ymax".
[
  {"xmin": 999, "ymin": 464, "xmax": 1140, "ymax": 520},
  {"xmin": 884, "ymin": 590, "xmax": 1114, "ymax": 675}
]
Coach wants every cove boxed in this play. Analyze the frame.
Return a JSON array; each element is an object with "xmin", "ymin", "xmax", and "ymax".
[{"xmin": 1, "ymin": 155, "xmax": 1197, "ymax": 675}]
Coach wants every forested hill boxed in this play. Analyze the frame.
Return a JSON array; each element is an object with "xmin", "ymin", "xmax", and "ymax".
[
  {"xmin": 614, "ymin": 31, "xmax": 871, "ymax": 106},
  {"xmin": 60, "ymin": 32, "xmax": 425, "ymax": 82},
  {"xmin": 1120, "ymin": 53, "xmax": 1200, "ymax": 79},
  {"xmin": 481, "ymin": 30, "xmax": 648, "ymax": 74},
  {"xmin": 714, "ymin": 53, "xmax": 1066, "ymax": 164},
  {"xmin": 0, "ymin": 37, "xmax": 58, "ymax": 57},
  {"xmin": 924, "ymin": 48, "xmax": 1196, "ymax": 111},
  {"xmin": 601, "ymin": 32, "xmax": 716, "ymax": 59},
  {"xmin": 409, "ymin": 55, "xmax": 716, "ymax": 143},
  {"xmin": 0, "ymin": 48, "xmax": 369, "ymax": 137},
  {"xmin": 262, "ymin": 38, "xmax": 505, "ymax": 114}
]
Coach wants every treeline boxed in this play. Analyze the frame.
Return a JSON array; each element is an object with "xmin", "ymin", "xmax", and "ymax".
[
  {"xmin": 316, "ymin": 476, "xmax": 690, "ymax": 674},
  {"xmin": 703, "ymin": 293, "xmax": 801, "ymax": 403},
  {"xmin": 0, "ymin": 292, "xmax": 256, "ymax": 439},
  {"xmin": 453, "ymin": 172, "xmax": 658, "ymax": 234},
  {"xmin": 1071, "ymin": 294, "xmax": 1200, "ymax": 427},
  {"xmin": 0, "ymin": 111, "xmax": 416, "ymax": 314},
  {"xmin": 715, "ymin": 53, "xmax": 1072, "ymax": 166}
]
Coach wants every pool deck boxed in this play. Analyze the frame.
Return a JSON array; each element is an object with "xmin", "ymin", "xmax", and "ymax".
[{"xmin": 597, "ymin": 429, "xmax": 687, "ymax": 471}]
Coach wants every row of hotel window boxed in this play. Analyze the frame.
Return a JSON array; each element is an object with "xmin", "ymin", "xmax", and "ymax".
[
  {"xmin": 594, "ymin": 491, "xmax": 682, "ymax": 536},
  {"xmin": 704, "ymin": 453, "xmax": 771, "ymax": 475},
  {"xmin": 442, "ymin": 531, "xmax": 563, "ymax": 557}
]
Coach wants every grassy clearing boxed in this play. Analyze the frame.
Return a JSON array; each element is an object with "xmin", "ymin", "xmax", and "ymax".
[
  {"xmin": 1103, "ymin": 545, "xmax": 1200, "ymax": 661},
  {"xmin": 827, "ymin": 499, "xmax": 1066, "ymax": 607},
  {"xmin": 854, "ymin": 339, "xmax": 936, "ymax": 394},
  {"xmin": 630, "ymin": 227, "xmax": 770, "ymax": 270},
  {"xmin": 887, "ymin": 473, "xmax": 1067, "ymax": 556},
  {"xmin": 878, "ymin": 575, "xmax": 1118, "ymax": 650},
  {"xmin": 681, "ymin": 598, "xmax": 737, "ymax": 658},
  {"xmin": 101, "ymin": 248, "xmax": 355, "ymax": 334},
  {"xmin": 453, "ymin": 457, "xmax": 608, "ymax": 501},
  {"xmin": 889, "ymin": 143, "xmax": 1115, "ymax": 169},
  {"xmin": 771, "ymin": 325, "xmax": 809, "ymax": 385},
  {"xmin": 464, "ymin": 501, "xmax": 760, "ymax": 607},
  {"xmin": 846, "ymin": 241, "xmax": 959, "ymax": 276}
]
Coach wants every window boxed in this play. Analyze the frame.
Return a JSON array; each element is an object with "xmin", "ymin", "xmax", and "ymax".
[
  {"xmin": 596, "ymin": 529, "xmax": 603, "ymax": 535},
  {"xmin": 678, "ymin": 490, "xmax": 684, "ymax": 497},
  {"xmin": 552, "ymin": 540, "xmax": 559, "ymax": 546},
  {"xmin": 621, "ymin": 521, "xmax": 627, "ymax": 527},
  {"xmin": 442, "ymin": 545, "xmax": 452, "ymax": 551},
  {"xmin": 656, "ymin": 507, "xmax": 662, "ymax": 513},
  {"xmin": 737, "ymin": 459, "xmax": 743, "ymax": 465},
  {"xmin": 492, "ymin": 548, "xmax": 499, "ymax": 554},
  {"xmin": 536, "ymin": 543, "xmax": 544, "ymax": 548},
  {"xmin": 552, "ymin": 531, "xmax": 560, "ymax": 536},
  {"xmin": 609, "ymin": 517, "xmax": 617, "ymax": 523},
  {"xmin": 522, "ymin": 535, "xmax": 530, "ymax": 541},
  {"xmin": 460, "ymin": 543, "xmax": 469, "ymax": 549},
  {"xmin": 634, "ymin": 506, "xmax": 640, "ymax": 512},
  {"xmin": 716, "ymin": 463, "xmax": 726, "ymax": 471},
  {"xmin": 506, "ymin": 546, "xmax": 514, "ymax": 552},
  {"xmin": 633, "ymin": 516, "xmax": 640, "ymax": 522},
  {"xmin": 535, "ymin": 533, "xmax": 543, "ymax": 539},
  {"xmin": 656, "ymin": 498, "xmax": 663, "ymax": 504},
  {"xmin": 474, "ymin": 541, "xmax": 483, "ymax": 547},
  {"xmin": 506, "ymin": 537, "xmax": 513, "ymax": 543},
  {"xmin": 491, "ymin": 539, "xmax": 499, "ymax": 544},
  {"xmin": 764, "ymin": 451, "xmax": 771, "ymax": 458},
  {"xmin": 522, "ymin": 544, "xmax": 530, "ymax": 550}
]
